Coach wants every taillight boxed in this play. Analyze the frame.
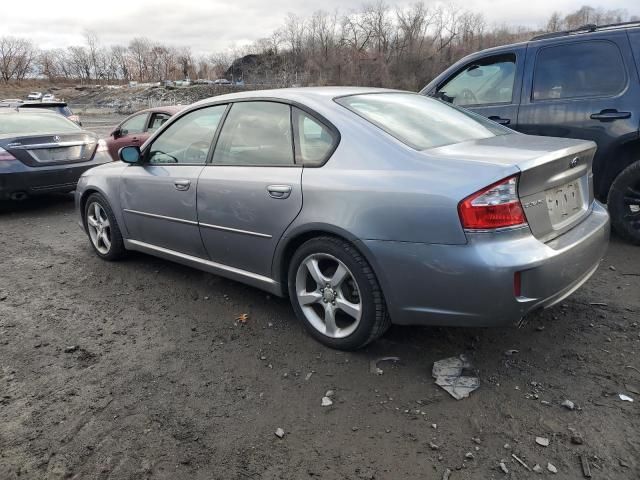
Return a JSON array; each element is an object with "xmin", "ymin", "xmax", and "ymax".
[
  {"xmin": 0, "ymin": 147, "xmax": 17, "ymax": 161},
  {"xmin": 458, "ymin": 175, "xmax": 527, "ymax": 230}
]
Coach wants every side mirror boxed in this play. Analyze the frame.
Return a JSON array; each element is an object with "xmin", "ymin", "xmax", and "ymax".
[
  {"xmin": 119, "ymin": 146, "xmax": 141, "ymax": 164},
  {"xmin": 112, "ymin": 128, "xmax": 122, "ymax": 139}
]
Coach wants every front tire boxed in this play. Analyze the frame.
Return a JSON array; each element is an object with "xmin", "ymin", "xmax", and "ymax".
[
  {"xmin": 288, "ymin": 236, "xmax": 390, "ymax": 350},
  {"xmin": 84, "ymin": 193, "xmax": 125, "ymax": 260},
  {"xmin": 607, "ymin": 161, "xmax": 640, "ymax": 245}
]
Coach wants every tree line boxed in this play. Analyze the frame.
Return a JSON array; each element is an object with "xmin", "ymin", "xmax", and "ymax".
[{"xmin": 0, "ymin": 4, "xmax": 636, "ymax": 90}]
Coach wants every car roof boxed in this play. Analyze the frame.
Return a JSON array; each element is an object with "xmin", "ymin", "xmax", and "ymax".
[{"xmin": 191, "ymin": 86, "xmax": 405, "ymax": 108}]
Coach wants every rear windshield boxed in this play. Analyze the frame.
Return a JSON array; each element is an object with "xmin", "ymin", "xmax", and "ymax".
[
  {"xmin": 336, "ymin": 92, "xmax": 510, "ymax": 150},
  {"xmin": 0, "ymin": 113, "xmax": 80, "ymax": 135},
  {"xmin": 19, "ymin": 104, "xmax": 72, "ymax": 116}
]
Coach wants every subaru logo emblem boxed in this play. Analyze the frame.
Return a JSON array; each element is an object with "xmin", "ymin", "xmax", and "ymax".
[
  {"xmin": 569, "ymin": 157, "xmax": 579, "ymax": 168},
  {"xmin": 53, "ymin": 135, "xmax": 61, "ymax": 142}
]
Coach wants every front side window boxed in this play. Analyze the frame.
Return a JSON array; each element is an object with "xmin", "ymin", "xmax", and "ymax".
[
  {"xmin": 437, "ymin": 54, "xmax": 516, "ymax": 106},
  {"xmin": 120, "ymin": 113, "xmax": 147, "ymax": 135},
  {"xmin": 533, "ymin": 41, "xmax": 626, "ymax": 101},
  {"xmin": 212, "ymin": 102, "xmax": 294, "ymax": 166},
  {"xmin": 337, "ymin": 93, "xmax": 510, "ymax": 150},
  {"xmin": 148, "ymin": 113, "xmax": 171, "ymax": 133},
  {"xmin": 147, "ymin": 105, "xmax": 226, "ymax": 164},
  {"xmin": 293, "ymin": 108, "xmax": 337, "ymax": 165}
]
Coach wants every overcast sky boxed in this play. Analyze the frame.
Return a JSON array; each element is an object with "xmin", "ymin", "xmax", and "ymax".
[{"xmin": 4, "ymin": 0, "xmax": 638, "ymax": 54}]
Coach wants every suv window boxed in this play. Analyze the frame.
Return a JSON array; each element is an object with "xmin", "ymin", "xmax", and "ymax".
[
  {"xmin": 120, "ymin": 113, "xmax": 147, "ymax": 135},
  {"xmin": 533, "ymin": 41, "xmax": 626, "ymax": 101},
  {"xmin": 212, "ymin": 102, "xmax": 294, "ymax": 166},
  {"xmin": 148, "ymin": 112, "xmax": 171, "ymax": 133},
  {"xmin": 147, "ymin": 105, "xmax": 226, "ymax": 164},
  {"xmin": 629, "ymin": 31, "xmax": 640, "ymax": 75},
  {"xmin": 293, "ymin": 108, "xmax": 336, "ymax": 165},
  {"xmin": 437, "ymin": 54, "xmax": 516, "ymax": 106}
]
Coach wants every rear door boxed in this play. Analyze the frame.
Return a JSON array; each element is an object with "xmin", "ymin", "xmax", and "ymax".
[
  {"xmin": 197, "ymin": 101, "xmax": 302, "ymax": 277},
  {"xmin": 119, "ymin": 105, "xmax": 226, "ymax": 257},
  {"xmin": 107, "ymin": 112, "xmax": 148, "ymax": 160},
  {"xmin": 517, "ymin": 32, "xmax": 640, "ymax": 199},
  {"xmin": 430, "ymin": 49, "xmax": 525, "ymax": 128}
]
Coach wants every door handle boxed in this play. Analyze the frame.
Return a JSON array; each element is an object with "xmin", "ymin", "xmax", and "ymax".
[
  {"xmin": 590, "ymin": 110, "xmax": 631, "ymax": 121},
  {"xmin": 267, "ymin": 185, "xmax": 292, "ymax": 199},
  {"xmin": 174, "ymin": 179, "xmax": 191, "ymax": 191},
  {"xmin": 488, "ymin": 116, "xmax": 511, "ymax": 125}
]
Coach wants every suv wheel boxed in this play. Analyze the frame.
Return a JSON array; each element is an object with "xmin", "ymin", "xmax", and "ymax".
[
  {"xmin": 84, "ymin": 193, "xmax": 126, "ymax": 260},
  {"xmin": 288, "ymin": 236, "xmax": 390, "ymax": 350},
  {"xmin": 607, "ymin": 161, "xmax": 640, "ymax": 245}
]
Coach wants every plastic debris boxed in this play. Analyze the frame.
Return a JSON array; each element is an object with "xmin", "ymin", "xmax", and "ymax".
[
  {"xmin": 618, "ymin": 393, "xmax": 634, "ymax": 402},
  {"xmin": 512, "ymin": 453, "xmax": 532, "ymax": 471},
  {"xmin": 535, "ymin": 436, "xmax": 550, "ymax": 447},
  {"xmin": 580, "ymin": 455, "xmax": 592, "ymax": 478},
  {"xmin": 369, "ymin": 356, "xmax": 400, "ymax": 375},
  {"xmin": 235, "ymin": 313, "xmax": 249, "ymax": 323},
  {"xmin": 274, "ymin": 428, "xmax": 285, "ymax": 438},
  {"xmin": 432, "ymin": 355, "xmax": 480, "ymax": 400},
  {"xmin": 547, "ymin": 462, "xmax": 558, "ymax": 474}
]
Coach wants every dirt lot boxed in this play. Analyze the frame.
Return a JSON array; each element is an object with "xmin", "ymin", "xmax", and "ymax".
[{"xmin": 1, "ymin": 184, "xmax": 639, "ymax": 478}]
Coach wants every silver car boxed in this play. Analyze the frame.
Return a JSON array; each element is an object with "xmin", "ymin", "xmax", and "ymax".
[{"xmin": 76, "ymin": 87, "xmax": 610, "ymax": 350}]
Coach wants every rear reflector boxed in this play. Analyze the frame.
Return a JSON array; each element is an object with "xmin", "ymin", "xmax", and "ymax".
[
  {"xmin": 458, "ymin": 175, "xmax": 527, "ymax": 230},
  {"xmin": 514, "ymin": 271, "xmax": 522, "ymax": 297},
  {"xmin": 0, "ymin": 147, "xmax": 17, "ymax": 161}
]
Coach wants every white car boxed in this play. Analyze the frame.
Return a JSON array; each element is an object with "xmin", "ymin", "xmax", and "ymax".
[
  {"xmin": 42, "ymin": 94, "xmax": 55, "ymax": 102},
  {"xmin": 27, "ymin": 92, "xmax": 42, "ymax": 100}
]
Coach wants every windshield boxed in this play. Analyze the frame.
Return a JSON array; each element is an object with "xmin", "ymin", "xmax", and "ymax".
[
  {"xmin": 336, "ymin": 92, "xmax": 511, "ymax": 150},
  {"xmin": 0, "ymin": 112, "xmax": 80, "ymax": 135}
]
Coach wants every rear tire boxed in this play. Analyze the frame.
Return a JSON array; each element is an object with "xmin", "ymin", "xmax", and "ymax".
[
  {"xmin": 84, "ymin": 193, "xmax": 126, "ymax": 260},
  {"xmin": 287, "ymin": 236, "xmax": 390, "ymax": 350},
  {"xmin": 607, "ymin": 161, "xmax": 640, "ymax": 245}
]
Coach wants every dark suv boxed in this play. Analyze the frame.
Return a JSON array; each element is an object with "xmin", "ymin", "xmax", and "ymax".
[{"xmin": 422, "ymin": 22, "xmax": 640, "ymax": 244}]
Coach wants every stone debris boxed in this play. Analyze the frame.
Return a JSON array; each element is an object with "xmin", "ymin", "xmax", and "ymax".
[
  {"xmin": 464, "ymin": 452, "xmax": 474, "ymax": 460},
  {"xmin": 618, "ymin": 393, "xmax": 634, "ymax": 402},
  {"xmin": 561, "ymin": 399, "xmax": 575, "ymax": 410},
  {"xmin": 275, "ymin": 428, "xmax": 285, "ymax": 438},
  {"xmin": 535, "ymin": 436, "xmax": 550, "ymax": 447},
  {"xmin": 442, "ymin": 468, "xmax": 452, "ymax": 480},
  {"xmin": 499, "ymin": 462, "xmax": 509, "ymax": 474},
  {"xmin": 432, "ymin": 355, "xmax": 480, "ymax": 400},
  {"xmin": 547, "ymin": 462, "xmax": 558, "ymax": 474},
  {"xmin": 429, "ymin": 442, "xmax": 440, "ymax": 451},
  {"xmin": 321, "ymin": 396, "xmax": 333, "ymax": 407},
  {"xmin": 64, "ymin": 345, "xmax": 79, "ymax": 353},
  {"xmin": 533, "ymin": 464, "xmax": 543, "ymax": 473},
  {"xmin": 571, "ymin": 433, "xmax": 584, "ymax": 445},
  {"xmin": 580, "ymin": 455, "xmax": 592, "ymax": 478}
]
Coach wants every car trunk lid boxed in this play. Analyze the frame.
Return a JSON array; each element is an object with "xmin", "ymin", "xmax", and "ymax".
[
  {"xmin": 426, "ymin": 133, "xmax": 597, "ymax": 242},
  {"xmin": 3, "ymin": 133, "xmax": 98, "ymax": 167}
]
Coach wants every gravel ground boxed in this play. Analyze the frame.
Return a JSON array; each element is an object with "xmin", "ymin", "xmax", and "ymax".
[{"xmin": 1, "ymin": 192, "xmax": 639, "ymax": 478}]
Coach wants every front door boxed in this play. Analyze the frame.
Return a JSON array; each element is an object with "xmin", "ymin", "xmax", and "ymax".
[
  {"xmin": 197, "ymin": 101, "xmax": 303, "ymax": 277},
  {"xmin": 119, "ymin": 105, "xmax": 227, "ymax": 257},
  {"xmin": 517, "ymin": 33, "xmax": 640, "ymax": 199},
  {"xmin": 431, "ymin": 51, "xmax": 525, "ymax": 128}
]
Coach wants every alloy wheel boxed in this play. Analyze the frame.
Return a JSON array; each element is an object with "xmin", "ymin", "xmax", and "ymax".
[
  {"xmin": 623, "ymin": 184, "xmax": 640, "ymax": 230},
  {"xmin": 86, "ymin": 202, "xmax": 112, "ymax": 254},
  {"xmin": 295, "ymin": 253, "xmax": 362, "ymax": 339}
]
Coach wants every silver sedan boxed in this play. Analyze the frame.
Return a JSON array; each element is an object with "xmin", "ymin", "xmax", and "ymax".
[{"xmin": 76, "ymin": 87, "xmax": 610, "ymax": 350}]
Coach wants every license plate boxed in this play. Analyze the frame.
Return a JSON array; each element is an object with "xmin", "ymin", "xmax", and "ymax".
[
  {"xmin": 546, "ymin": 181, "xmax": 582, "ymax": 226},
  {"xmin": 31, "ymin": 146, "xmax": 83, "ymax": 162}
]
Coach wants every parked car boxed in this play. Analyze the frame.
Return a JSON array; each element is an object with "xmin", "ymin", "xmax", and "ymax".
[
  {"xmin": 1, "ymin": 98, "xmax": 24, "ymax": 104},
  {"xmin": 213, "ymin": 78, "xmax": 231, "ymax": 85},
  {"xmin": 105, "ymin": 106, "xmax": 183, "ymax": 161},
  {"xmin": 422, "ymin": 21, "xmax": 640, "ymax": 244},
  {"xmin": 76, "ymin": 88, "xmax": 609, "ymax": 350},
  {"xmin": 42, "ymin": 93, "xmax": 56, "ymax": 102},
  {"xmin": 0, "ymin": 109, "xmax": 112, "ymax": 201},
  {"xmin": 16, "ymin": 101, "xmax": 82, "ymax": 126},
  {"xmin": 26, "ymin": 92, "xmax": 42, "ymax": 100}
]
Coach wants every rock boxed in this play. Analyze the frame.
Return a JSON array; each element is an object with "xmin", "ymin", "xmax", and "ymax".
[
  {"xmin": 64, "ymin": 345, "xmax": 79, "ymax": 353},
  {"xmin": 499, "ymin": 462, "xmax": 509, "ymax": 474},
  {"xmin": 533, "ymin": 464, "xmax": 543, "ymax": 473},
  {"xmin": 431, "ymin": 423, "xmax": 437, "ymax": 429},
  {"xmin": 472, "ymin": 437, "xmax": 481, "ymax": 444},
  {"xmin": 321, "ymin": 396, "xmax": 333, "ymax": 407},
  {"xmin": 442, "ymin": 468, "xmax": 452, "ymax": 480},
  {"xmin": 609, "ymin": 265, "xmax": 616, "ymax": 271},
  {"xmin": 325, "ymin": 390, "xmax": 335, "ymax": 398},
  {"xmin": 571, "ymin": 434, "xmax": 584, "ymax": 445},
  {"xmin": 429, "ymin": 442, "xmax": 440, "ymax": 450},
  {"xmin": 547, "ymin": 462, "xmax": 558, "ymax": 473},
  {"xmin": 503, "ymin": 443, "xmax": 511, "ymax": 449},
  {"xmin": 561, "ymin": 399, "xmax": 575, "ymax": 410},
  {"xmin": 464, "ymin": 452, "xmax": 474, "ymax": 460},
  {"xmin": 274, "ymin": 428, "xmax": 285, "ymax": 438},
  {"xmin": 535, "ymin": 436, "xmax": 550, "ymax": 447}
]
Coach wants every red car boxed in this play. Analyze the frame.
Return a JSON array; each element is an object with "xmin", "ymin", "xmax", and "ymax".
[{"xmin": 107, "ymin": 106, "xmax": 182, "ymax": 160}]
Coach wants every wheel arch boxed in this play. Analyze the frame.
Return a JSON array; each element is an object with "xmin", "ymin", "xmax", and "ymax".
[
  {"xmin": 597, "ymin": 136, "xmax": 640, "ymax": 201},
  {"xmin": 272, "ymin": 224, "xmax": 390, "ymax": 301}
]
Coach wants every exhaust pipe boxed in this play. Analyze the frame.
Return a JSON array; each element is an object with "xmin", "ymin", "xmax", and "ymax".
[{"xmin": 10, "ymin": 192, "xmax": 28, "ymax": 201}]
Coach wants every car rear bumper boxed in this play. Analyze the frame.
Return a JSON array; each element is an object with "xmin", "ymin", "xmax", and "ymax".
[
  {"xmin": 362, "ymin": 201, "xmax": 610, "ymax": 327},
  {"xmin": 0, "ymin": 153, "xmax": 111, "ymax": 200}
]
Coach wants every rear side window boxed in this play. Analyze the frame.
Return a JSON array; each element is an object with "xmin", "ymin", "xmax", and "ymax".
[
  {"xmin": 630, "ymin": 31, "xmax": 640, "ymax": 75},
  {"xmin": 293, "ymin": 108, "xmax": 337, "ymax": 165},
  {"xmin": 212, "ymin": 102, "xmax": 294, "ymax": 166},
  {"xmin": 148, "ymin": 113, "xmax": 171, "ymax": 133},
  {"xmin": 533, "ymin": 41, "xmax": 626, "ymax": 101}
]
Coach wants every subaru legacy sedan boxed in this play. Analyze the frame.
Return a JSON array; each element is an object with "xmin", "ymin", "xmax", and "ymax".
[{"xmin": 75, "ymin": 87, "xmax": 609, "ymax": 350}]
